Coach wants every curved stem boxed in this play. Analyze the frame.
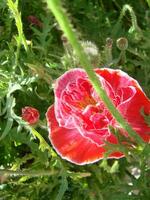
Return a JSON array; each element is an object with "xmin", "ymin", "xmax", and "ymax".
[
  {"xmin": 46, "ymin": 0, "xmax": 144, "ymax": 147},
  {"xmin": 119, "ymin": 4, "xmax": 141, "ymax": 33}
]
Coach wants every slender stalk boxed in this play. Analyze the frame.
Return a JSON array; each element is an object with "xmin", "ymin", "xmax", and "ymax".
[
  {"xmin": 46, "ymin": 0, "xmax": 144, "ymax": 146},
  {"xmin": 0, "ymin": 169, "xmax": 57, "ymax": 177}
]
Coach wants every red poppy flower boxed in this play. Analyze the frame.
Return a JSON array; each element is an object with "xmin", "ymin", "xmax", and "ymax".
[
  {"xmin": 46, "ymin": 68, "xmax": 150, "ymax": 165},
  {"xmin": 22, "ymin": 106, "xmax": 40, "ymax": 125}
]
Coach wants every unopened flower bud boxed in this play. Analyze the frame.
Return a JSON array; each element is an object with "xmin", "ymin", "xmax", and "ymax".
[
  {"xmin": 106, "ymin": 38, "xmax": 113, "ymax": 48},
  {"xmin": 22, "ymin": 106, "xmax": 40, "ymax": 125},
  {"xmin": 81, "ymin": 41, "xmax": 100, "ymax": 66},
  {"xmin": 27, "ymin": 16, "xmax": 42, "ymax": 28}
]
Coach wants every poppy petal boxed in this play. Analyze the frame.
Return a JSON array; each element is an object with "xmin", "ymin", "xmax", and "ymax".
[
  {"xmin": 95, "ymin": 68, "xmax": 142, "ymax": 93},
  {"xmin": 118, "ymin": 87, "xmax": 150, "ymax": 142},
  {"xmin": 46, "ymin": 106, "xmax": 124, "ymax": 165}
]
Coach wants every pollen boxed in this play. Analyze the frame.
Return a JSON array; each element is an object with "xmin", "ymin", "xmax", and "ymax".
[{"xmin": 77, "ymin": 96, "xmax": 96, "ymax": 109}]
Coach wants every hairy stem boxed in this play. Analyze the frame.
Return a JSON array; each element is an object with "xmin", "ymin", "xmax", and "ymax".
[
  {"xmin": 46, "ymin": 0, "xmax": 144, "ymax": 147},
  {"xmin": 119, "ymin": 4, "xmax": 141, "ymax": 32},
  {"xmin": 0, "ymin": 169, "xmax": 57, "ymax": 177}
]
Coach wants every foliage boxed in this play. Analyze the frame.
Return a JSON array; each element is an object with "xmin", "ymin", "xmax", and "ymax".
[{"xmin": 0, "ymin": 0, "xmax": 150, "ymax": 199}]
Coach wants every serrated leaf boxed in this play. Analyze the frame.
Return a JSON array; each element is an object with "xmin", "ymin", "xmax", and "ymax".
[
  {"xmin": 9, "ymin": 128, "xmax": 48, "ymax": 163},
  {"xmin": 7, "ymin": 83, "xmax": 22, "ymax": 96}
]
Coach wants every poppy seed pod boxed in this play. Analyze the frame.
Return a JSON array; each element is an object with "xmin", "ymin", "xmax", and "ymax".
[{"xmin": 116, "ymin": 37, "xmax": 128, "ymax": 51}]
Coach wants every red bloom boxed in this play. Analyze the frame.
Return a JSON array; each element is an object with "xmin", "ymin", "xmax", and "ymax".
[
  {"xmin": 27, "ymin": 15, "xmax": 42, "ymax": 28},
  {"xmin": 22, "ymin": 106, "xmax": 40, "ymax": 125},
  {"xmin": 46, "ymin": 68, "xmax": 150, "ymax": 165}
]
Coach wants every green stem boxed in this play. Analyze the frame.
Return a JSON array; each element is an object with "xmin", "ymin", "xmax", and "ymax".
[
  {"xmin": 118, "ymin": 50, "xmax": 126, "ymax": 65},
  {"xmin": 46, "ymin": 0, "xmax": 144, "ymax": 147},
  {"xmin": 104, "ymin": 38, "xmax": 113, "ymax": 65},
  {"xmin": 0, "ymin": 169, "xmax": 57, "ymax": 177},
  {"xmin": 146, "ymin": 0, "xmax": 150, "ymax": 8}
]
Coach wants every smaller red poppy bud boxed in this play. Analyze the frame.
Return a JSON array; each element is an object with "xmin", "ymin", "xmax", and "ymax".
[
  {"xmin": 27, "ymin": 15, "xmax": 42, "ymax": 28},
  {"xmin": 22, "ymin": 107, "xmax": 40, "ymax": 125}
]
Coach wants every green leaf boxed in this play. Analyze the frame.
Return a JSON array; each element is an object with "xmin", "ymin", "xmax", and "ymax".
[
  {"xmin": 0, "ymin": 117, "xmax": 13, "ymax": 141},
  {"xmin": 56, "ymin": 174, "xmax": 68, "ymax": 200}
]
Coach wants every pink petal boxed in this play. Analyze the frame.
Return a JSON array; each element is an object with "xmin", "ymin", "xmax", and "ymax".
[
  {"xmin": 55, "ymin": 69, "xmax": 87, "ymax": 99},
  {"xmin": 54, "ymin": 69, "xmax": 87, "ymax": 129},
  {"xmin": 46, "ymin": 106, "xmax": 124, "ymax": 165}
]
